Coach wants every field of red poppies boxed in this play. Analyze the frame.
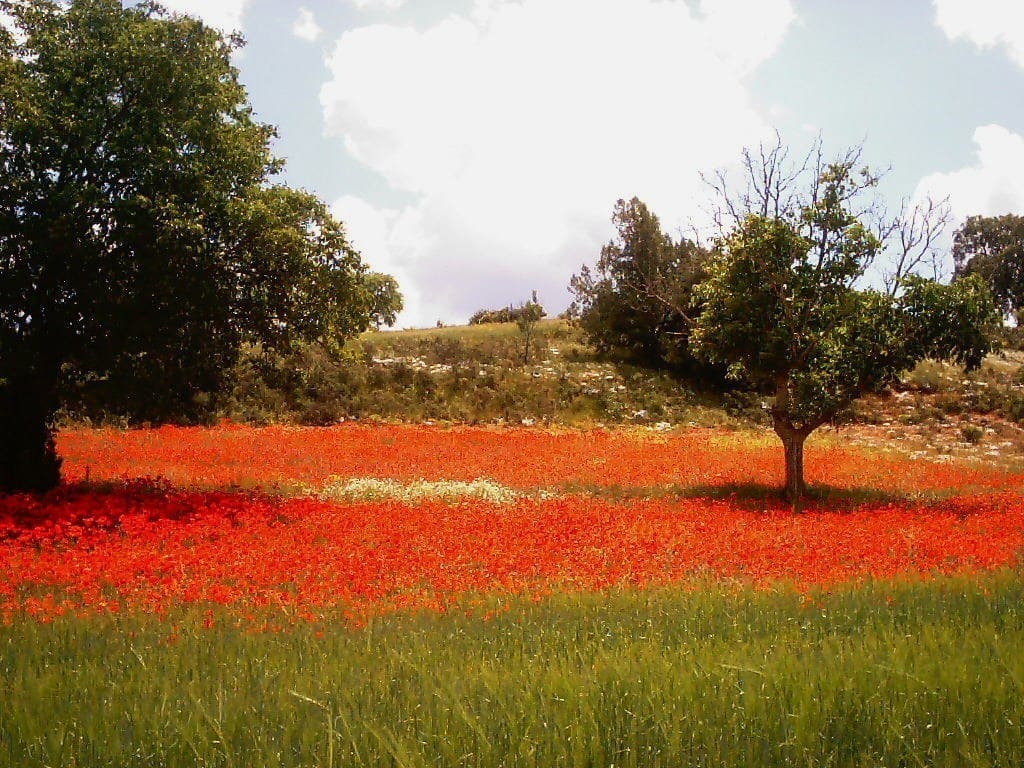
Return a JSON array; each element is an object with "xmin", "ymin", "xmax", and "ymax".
[
  {"xmin": 56, "ymin": 422, "xmax": 1020, "ymax": 494},
  {"xmin": 2, "ymin": 424, "xmax": 1021, "ymax": 625}
]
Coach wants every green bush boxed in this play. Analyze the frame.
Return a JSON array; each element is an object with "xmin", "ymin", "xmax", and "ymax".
[
  {"xmin": 960, "ymin": 423, "xmax": 985, "ymax": 444},
  {"xmin": 469, "ymin": 302, "xmax": 547, "ymax": 326}
]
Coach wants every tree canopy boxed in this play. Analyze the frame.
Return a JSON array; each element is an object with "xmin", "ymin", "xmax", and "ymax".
[
  {"xmin": 569, "ymin": 197, "xmax": 714, "ymax": 374},
  {"xmin": 363, "ymin": 272, "xmax": 404, "ymax": 331},
  {"xmin": 952, "ymin": 214, "xmax": 1024, "ymax": 324},
  {"xmin": 0, "ymin": 0, "xmax": 377, "ymax": 491}
]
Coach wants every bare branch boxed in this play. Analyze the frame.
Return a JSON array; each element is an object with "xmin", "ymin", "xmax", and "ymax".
[{"xmin": 879, "ymin": 196, "xmax": 952, "ymax": 295}]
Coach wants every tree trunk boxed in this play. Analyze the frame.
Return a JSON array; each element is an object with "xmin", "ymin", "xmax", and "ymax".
[
  {"xmin": 776, "ymin": 426, "xmax": 808, "ymax": 504},
  {"xmin": 771, "ymin": 375, "xmax": 811, "ymax": 506},
  {"xmin": 0, "ymin": 371, "xmax": 62, "ymax": 493}
]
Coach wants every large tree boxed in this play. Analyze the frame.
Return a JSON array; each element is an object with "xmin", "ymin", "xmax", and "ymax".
[
  {"xmin": 952, "ymin": 214, "xmax": 1024, "ymax": 323},
  {"xmin": 0, "ymin": 0, "xmax": 373, "ymax": 492},
  {"xmin": 691, "ymin": 143, "xmax": 999, "ymax": 502}
]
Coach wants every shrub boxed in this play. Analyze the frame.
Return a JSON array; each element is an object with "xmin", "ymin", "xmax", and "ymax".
[
  {"xmin": 469, "ymin": 302, "xmax": 547, "ymax": 326},
  {"xmin": 960, "ymin": 423, "xmax": 984, "ymax": 444}
]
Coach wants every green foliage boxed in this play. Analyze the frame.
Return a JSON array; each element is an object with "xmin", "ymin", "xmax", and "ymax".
[
  {"xmin": 570, "ymin": 198, "xmax": 716, "ymax": 376},
  {"xmin": 469, "ymin": 303, "xmax": 548, "ymax": 326},
  {"xmin": 691, "ymin": 149, "xmax": 1000, "ymax": 499},
  {"xmin": 953, "ymin": 213, "xmax": 1024, "ymax": 322},
  {"xmin": 899, "ymin": 273, "xmax": 1001, "ymax": 370},
  {"xmin": 0, "ymin": 0, "xmax": 375, "ymax": 489},
  {"xmin": 959, "ymin": 422, "xmax": 984, "ymax": 444},
  {"xmin": 3, "ymin": 573, "xmax": 1024, "ymax": 766},
  {"xmin": 693, "ymin": 214, "xmax": 902, "ymax": 427},
  {"xmin": 214, "ymin": 322, "xmax": 723, "ymax": 428},
  {"xmin": 515, "ymin": 296, "xmax": 545, "ymax": 364},
  {"xmin": 363, "ymin": 272, "xmax": 403, "ymax": 330},
  {"xmin": 897, "ymin": 354, "xmax": 1024, "ymax": 427}
]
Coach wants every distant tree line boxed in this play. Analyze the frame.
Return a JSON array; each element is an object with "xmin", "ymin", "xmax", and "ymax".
[{"xmin": 469, "ymin": 298, "xmax": 547, "ymax": 326}]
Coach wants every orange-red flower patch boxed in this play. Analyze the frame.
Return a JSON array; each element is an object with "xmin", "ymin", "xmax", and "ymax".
[
  {"xmin": 57, "ymin": 423, "xmax": 1023, "ymax": 496},
  {"xmin": 2, "ymin": 484, "xmax": 1022, "ymax": 624}
]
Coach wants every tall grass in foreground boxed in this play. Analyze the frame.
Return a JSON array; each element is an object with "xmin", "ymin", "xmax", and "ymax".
[{"xmin": 2, "ymin": 573, "xmax": 1023, "ymax": 767}]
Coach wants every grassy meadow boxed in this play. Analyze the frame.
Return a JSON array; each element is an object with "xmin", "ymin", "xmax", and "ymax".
[{"xmin": 4, "ymin": 575, "xmax": 1024, "ymax": 767}]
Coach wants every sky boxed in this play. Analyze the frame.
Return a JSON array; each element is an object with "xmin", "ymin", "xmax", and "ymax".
[{"xmin": 138, "ymin": 1, "xmax": 1024, "ymax": 326}]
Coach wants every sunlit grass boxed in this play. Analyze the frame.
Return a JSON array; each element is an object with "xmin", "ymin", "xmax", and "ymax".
[
  {"xmin": 3, "ymin": 572, "xmax": 1023, "ymax": 767},
  {"xmin": 361, "ymin": 318, "xmax": 567, "ymax": 344}
]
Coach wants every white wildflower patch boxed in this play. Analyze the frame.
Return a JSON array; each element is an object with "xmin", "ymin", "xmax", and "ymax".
[{"xmin": 314, "ymin": 476, "xmax": 523, "ymax": 505}]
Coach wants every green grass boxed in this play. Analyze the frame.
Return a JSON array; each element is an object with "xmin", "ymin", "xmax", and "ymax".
[{"xmin": 3, "ymin": 572, "xmax": 1024, "ymax": 767}]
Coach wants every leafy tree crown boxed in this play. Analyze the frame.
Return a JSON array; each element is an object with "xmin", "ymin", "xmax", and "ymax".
[{"xmin": 691, "ymin": 161, "xmax": 999, "ymax": 432}]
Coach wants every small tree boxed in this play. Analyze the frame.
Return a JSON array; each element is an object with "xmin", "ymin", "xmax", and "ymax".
[
  {"xmin": 516, "ymin": 292, "xmax": 545, "ymax": 365},
  {"xmin": 691, "ymin": 142, "xmax": 999, "ymax": 502},
  {"xmin": 570, "ymin": 197, "xmax": 713, "ymax": 372},
  {"xmin": 364, "ymin": 272, "xmax": 404, "ymax": 330},
  {"xmin": 952, "ymin": 214, "xmax": 1024, "ymax": 324}
]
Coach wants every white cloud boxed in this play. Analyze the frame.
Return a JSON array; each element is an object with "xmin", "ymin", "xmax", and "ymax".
[
  {"xmin": 934, "ymin": 0, "xmax": 1024, "ymax": 68},
  {"xmin": 322, "ymin": 0, "xmax": 795, "ymax": 326},
  {"xmin": 352, "ymin": 0, "xmax": 406, "ymax": 10},
  {"xmin": 1, "ymin": 9, "xmax": 26, "ymax": 47},
  {"xmin": 915, "ymin": 125, "xmax": 1024, "ymax": 221},
  {"xmin": 157, "ymin": 0, "xmax": 251, "ymax": 33},
  {"xmin": 292, "ymin": 8, "xmax": 323, "ymax": 43},
  {"xmin": 332, "ymin": 195, "xmax": 434, "ymax": 327},
  {"xmin": 697, "ymin": 0, "xmax": 797, "ymax": 76}
]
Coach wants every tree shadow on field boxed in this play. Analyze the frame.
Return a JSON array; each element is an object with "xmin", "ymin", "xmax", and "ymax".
[
  {"xmin": 0, "ymin": 480, "xmax": 260, "ymax": 542},
  {"xmin": 677, "ymin": 482, "xmax": 915, "ymax": 511},
  {"xmin": 563, "ymin": 481, "xmax": 916, "ymax": 512}
]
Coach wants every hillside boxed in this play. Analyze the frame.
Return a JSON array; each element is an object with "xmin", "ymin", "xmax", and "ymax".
[{"xmin": 216, "ymin": 319, "xmax": 1024, "ymax": 466}]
